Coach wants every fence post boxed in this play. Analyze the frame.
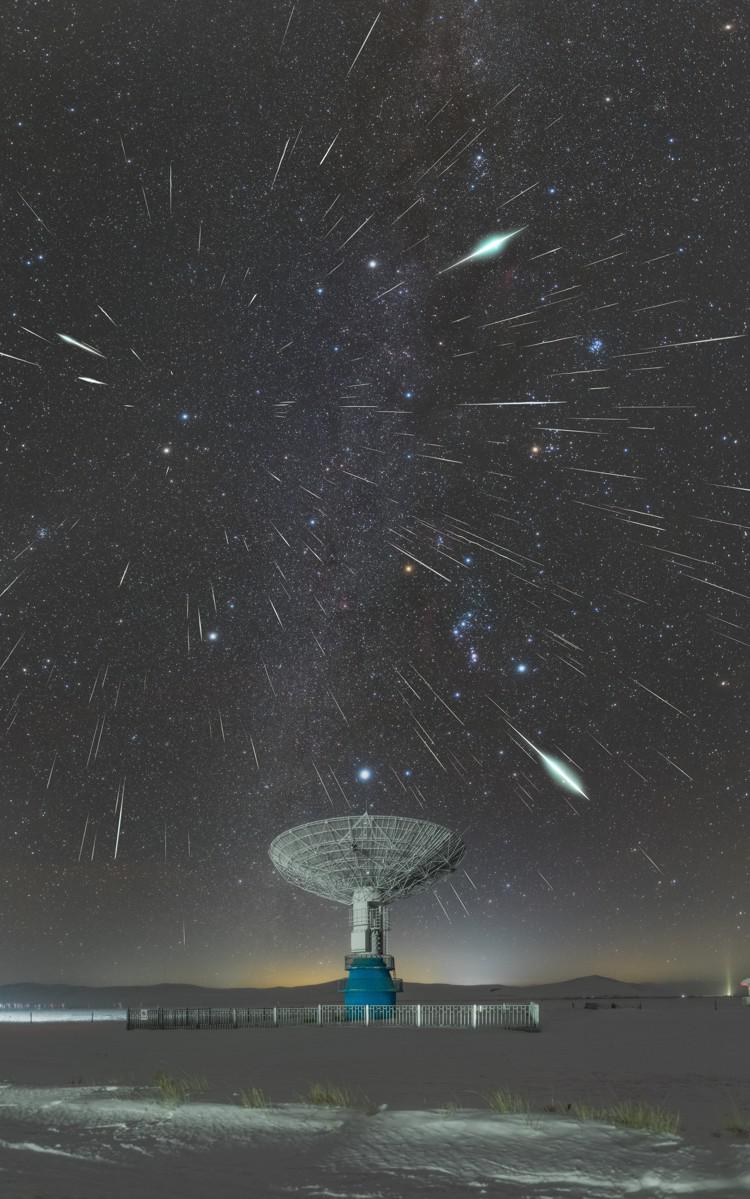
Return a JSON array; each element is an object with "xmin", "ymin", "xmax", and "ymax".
[
  {"xmin": 416, "ymin": 1004, "xmax": 421, "ymax": 1029},
  {"xmin": 472, "ymin": 1003, "xmax": 477, "ymax": 1029},
  {"xmin": 273, "ymin": 1006, "xmax": 278, "ymax": 1027},
  {"xmin": 317, "ymin": 1004, "xmax": 322, "ymax": 1025},
  {"xmin": 232, "ymin": 1008, "xmax": 237, "ymax": 1029}
]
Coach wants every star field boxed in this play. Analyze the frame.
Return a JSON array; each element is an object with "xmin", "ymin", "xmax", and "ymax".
[{"xmin": 0, "ymin": 1, "xmax": 746, "ymax": 990}]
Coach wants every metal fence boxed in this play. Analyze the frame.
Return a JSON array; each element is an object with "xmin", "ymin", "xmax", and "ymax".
[{"xmin": 127, "ymin": 1002, "xmax": 540, "ymax": 1032}]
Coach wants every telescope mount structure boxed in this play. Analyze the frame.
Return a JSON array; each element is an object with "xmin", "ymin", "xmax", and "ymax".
[{"xmin": 269, "ymin": 813, "xmax": 465, "ymax": 1007}]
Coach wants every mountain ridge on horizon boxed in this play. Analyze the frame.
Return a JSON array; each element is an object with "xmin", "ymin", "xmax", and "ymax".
[{"xmin": 0, "ymin": 972, "xmax": 722, "ymax": 1005}]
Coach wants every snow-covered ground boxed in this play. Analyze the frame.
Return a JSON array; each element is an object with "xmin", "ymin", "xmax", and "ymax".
[
  {"xmin": 0, "ymin": 1088, "xmax": 748, "ymax": 1198},
  {"xmin": 0, "ymin": 999, "xmax": 747, "ymax": 1197}
]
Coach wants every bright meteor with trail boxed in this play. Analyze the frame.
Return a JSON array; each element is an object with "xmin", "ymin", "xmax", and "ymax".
[
  {"xmin": 57, "ymin": 333, "xmax": 106, "ymax": 358},
  {"xmin": 438, "ymin": 227, "xmax": 526, "ymax": 274},
  {"xmin": 504, "ymin": 719, "xmax": 589, "ymax": 800}
]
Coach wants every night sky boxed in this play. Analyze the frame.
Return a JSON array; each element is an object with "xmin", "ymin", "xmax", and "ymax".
[{"xmin": 0, "ymin": 2, "xmax": 745, "ymax": 991}]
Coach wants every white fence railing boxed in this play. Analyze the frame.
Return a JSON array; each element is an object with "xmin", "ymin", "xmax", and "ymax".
[{"xmin": 127, "ymin": 1002, "xmax": 540, "ymax": 1031}]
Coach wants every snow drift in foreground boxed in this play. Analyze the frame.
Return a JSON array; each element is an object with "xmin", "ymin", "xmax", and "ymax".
[{"xmin": 0, "ymin": 1086, "xmax": 748, "ymax": 1199}]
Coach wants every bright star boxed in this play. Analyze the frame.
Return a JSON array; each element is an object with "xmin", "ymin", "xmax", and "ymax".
[{"xmin": 357, "ymin": 767, "xmax": 373, "ymax": 782}]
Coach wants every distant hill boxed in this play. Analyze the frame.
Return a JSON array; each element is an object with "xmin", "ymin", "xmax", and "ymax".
[
  {"xmin": 0, "ymin": 973, "xmax": 717, "ymax": 1008},
  {"xmin": 489, "ymin": 974, "xmax": 698, "ymax": 998}
]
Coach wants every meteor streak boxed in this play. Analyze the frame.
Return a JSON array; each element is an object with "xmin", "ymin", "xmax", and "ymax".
[
  {"xmin": 503, "ymin": 718, "xmax": 588, "ymax": 799},
  {"xmin": 0, "ymin": 350, "xmax": 41, "ymax": 368},
  {"xmin": 17, "ymin": 191, "xmax": 52, "ymax": 234},
  {"xmin": 345, "ymin": 12, "xmax": 381, "ymax": 78},
  {"xmin": 461, "ymin": 400, "xmax": 564, "ymax": 408},
  {"xmin": 57, "ymin": 333, "xmax": 106, "ymax": 358},
  {"xmin": 319, "ymin": 130, "xmax": 340, "ymax": 165},
  {"xmin": 439, "ymin": 228, "xmax": 525, "ymax": 274}
]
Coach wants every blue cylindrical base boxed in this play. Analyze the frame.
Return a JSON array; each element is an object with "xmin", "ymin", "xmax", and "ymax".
[{"xmin": 344, "ymin": 956, "xmax": 397, "ymax": 1007}]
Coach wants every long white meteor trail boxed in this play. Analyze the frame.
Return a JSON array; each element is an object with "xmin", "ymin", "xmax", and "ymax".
[
  {"xmin": 461, "ymin": 400, "xmax": 564, "ymax": 408},
  {"xmin": 439, "ymin": 227, "xmax": 526, "ymax": 274},
  {"xmin": 17, "ymin": 191, "xmax": 52, "ymax": 234},
  {"xmin": 1, "ymin": 350, "xmax": 41, "ymax": 369},
  {"xmin": 504, "ymin": 717, "xmax": 588, "ymax": 799},
  {"xmin": 58, "ymin": 333, "xmax": 106, "ymax": 358},
  {"xmin": 345, "ymin": 12, "xmax": 381, "ymax": 78},
  {"xmin": 319, "ymin": 130, "xmax": 340, "ymax": 165}
]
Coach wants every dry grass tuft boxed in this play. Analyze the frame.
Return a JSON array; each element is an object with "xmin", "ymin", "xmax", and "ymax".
[
  {"xmin": 153, "ymin": 1072, "xmax": 208, "ymax": 1104},
  {"xmin": 486, "ymin": 1090, "xmax": 530, "ymax": 1115},
  {"xmin": 238, "ymin": 1087, "xmax": 269, "ymax": 1108},
  {"xmin": 572, "ymin": 1099, "xmax": 680, "ymax": 1135},
  {"xmin": 486, "ymin": 1091, "xmax": 680, "ymax": 1135},
  {"xmin": 306, "ymin": 1081, "xmax": 367, "ymax": 1108}
]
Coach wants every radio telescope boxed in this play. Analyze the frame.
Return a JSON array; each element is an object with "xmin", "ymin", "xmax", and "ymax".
[{"xmin": 269, "ymin": 813, "xmax": 465, "ymax": 1006}]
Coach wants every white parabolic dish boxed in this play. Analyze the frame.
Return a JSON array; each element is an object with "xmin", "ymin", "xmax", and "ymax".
[{"xmin": 269, "ymin": 813, "xmax": 465, "ymax": 904}]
